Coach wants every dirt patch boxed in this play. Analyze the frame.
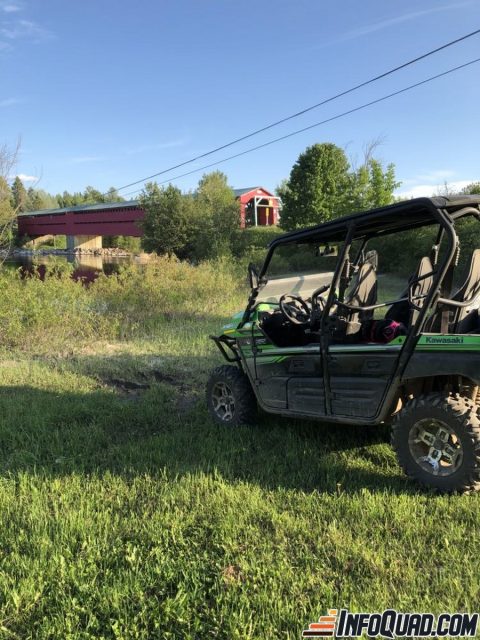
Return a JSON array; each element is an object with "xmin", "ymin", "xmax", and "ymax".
[
  {"xmin": 176, "ymin": 393, "xmax": 198, "ymax": 413},
  {"xmin": 222, "ymin": 564, "xmax": 244, "ymax": 587},
  {"xmin": 110, "ymin": 378, "xmax": 150, "ymax": 391},
  {"xmin": 107, "ymin": 378, "xmax": 150, "ymax": 400},
  {"xmin": 105, "ymin": 371, "xmax": 199, "ymax": 413},
  {"xmin": 151, "ymin": 370, "xmax": 178, "ymax": 385}
]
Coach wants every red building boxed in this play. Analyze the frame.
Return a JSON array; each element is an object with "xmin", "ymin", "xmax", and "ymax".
[{"xmin": 233, "ymin": 187, "xmax": 281, "ymax": 228}]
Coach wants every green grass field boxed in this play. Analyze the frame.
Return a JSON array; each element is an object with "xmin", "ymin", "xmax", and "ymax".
[{"xmin": 0, "ymin": 261, "xmax": 478, "ymax": 639}]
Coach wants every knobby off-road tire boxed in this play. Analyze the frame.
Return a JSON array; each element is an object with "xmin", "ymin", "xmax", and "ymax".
[
  {"xmin": 206, "ymin": 365, "xmax": 257, "ymax": 427},
  {"xmin": 391, "ymin": 393, "xmax": 480, "ymax": 493}
]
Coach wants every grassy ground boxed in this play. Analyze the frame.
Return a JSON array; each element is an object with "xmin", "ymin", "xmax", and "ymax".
[{"xmin": 0, "ymin": 262, "xmax": 478, "ymax": 639}]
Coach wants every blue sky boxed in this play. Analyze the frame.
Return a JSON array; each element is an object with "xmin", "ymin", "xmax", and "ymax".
[{"xmin": 1, "ymin": 0, "xmax": 479, "ymax": 199}]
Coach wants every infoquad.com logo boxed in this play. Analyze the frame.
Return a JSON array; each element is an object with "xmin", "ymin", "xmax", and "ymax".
[{"xmin": 302, "ymin": 608, "xmax": 479, "ymax": 638}]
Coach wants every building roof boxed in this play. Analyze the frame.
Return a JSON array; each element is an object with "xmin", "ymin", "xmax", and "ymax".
[
  {"xmin": 233, "ymin": 187, "xmax": 275, "ymax": 198},
  {"xmin": 18, "ymin": 200, "xmax": 140, "ymax": 217}
]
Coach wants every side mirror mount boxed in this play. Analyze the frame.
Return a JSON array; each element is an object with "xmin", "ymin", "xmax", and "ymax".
[{"xmin": 248, "ymin": 262, "xmax": 259, "ymax": 290}]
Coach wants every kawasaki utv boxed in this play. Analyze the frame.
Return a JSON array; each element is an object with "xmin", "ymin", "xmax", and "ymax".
[{"xmin": 207, "ymin": 196, "xmax": 480, "ymax": 492}]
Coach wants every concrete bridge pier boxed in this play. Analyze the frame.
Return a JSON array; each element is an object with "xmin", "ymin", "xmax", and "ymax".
[
  {"xmin": 25, "ymin": 234, "xmax": 54, "ymax": 248},
  {"xmin": 66, "ymin": 235, "xmax": 102, "ymax": 251}
]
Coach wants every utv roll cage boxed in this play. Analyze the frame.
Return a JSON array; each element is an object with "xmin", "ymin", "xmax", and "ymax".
[
  {"xmin": 252, "ymin": 195, "xmax": 480, "ymax": 329},
  {"xmin": 240, "ymin": 195, "xmax": 480, "ymax": 419}
]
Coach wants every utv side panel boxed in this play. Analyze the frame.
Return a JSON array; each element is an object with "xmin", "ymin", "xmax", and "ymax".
[
  {"xmin": 288, "ymin": 377, "xmax": 325, "ymax": 414},
  {"xmin": 328, "ymin": 348, "xmax": 399, "ymax": 417},
  {"xmin": 254, "ymin": 349, "xmax": 322, "ymax": 410},
  {"xmin": 401, "ymin": 334, "xmax": 480, "ymax": 384},
  {"xmin": 403, "ymin": 351, "xmax": 480, "ymax": 385}
]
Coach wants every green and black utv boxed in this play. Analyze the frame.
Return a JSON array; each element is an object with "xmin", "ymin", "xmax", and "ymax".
[{"xmin": 207, "ymin": 196, "xmax": 480, "ymax": 492}]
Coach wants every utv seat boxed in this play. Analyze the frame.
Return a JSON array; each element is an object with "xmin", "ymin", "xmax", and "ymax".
[
  {"xmin": 386, "ymin": 256, "xmax": 435, "ymax": 327},
  {"xmin": 343, "ymin": 260, "xmax": 377, "ymax": 324},
  {"xmin": 330, "ymin": 257, "xmax": 377, "ymax": 343},
  {"xmin": 431, "ymin": 249, "xmax": 480, "ymax": 334},
  {"xmin": 452, "ymin": 249, "xmax": 480, "ymax": 333}
]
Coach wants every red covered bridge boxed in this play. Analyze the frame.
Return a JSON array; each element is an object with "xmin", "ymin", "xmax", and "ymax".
[
  {"xmin": 17, "ymin": 201, "xmax": 144, "ymax": 250},
  {"xmin": 17, "ymin": 186, "xmax": 281, "ymax": 249}
]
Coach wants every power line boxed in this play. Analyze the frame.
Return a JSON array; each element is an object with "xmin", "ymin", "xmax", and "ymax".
[
  {"xmin": 111, "ymin": 28, "xmax": 480, "ymax": 195},
  {"xmin": 120, "ymin": 56, "xmax": 480, "ymax": 200}
]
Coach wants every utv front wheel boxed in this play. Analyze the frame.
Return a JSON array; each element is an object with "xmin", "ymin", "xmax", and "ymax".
[
  {"xmin": 206, "ymin": 365, "xmax": 257, "ymax": 427},
  {"xmin": 392, "ymin": 394, "xmax": 480, "ymax": 493}
]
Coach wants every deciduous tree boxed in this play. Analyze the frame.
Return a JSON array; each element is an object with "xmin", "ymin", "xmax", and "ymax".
[
  {"xmin": 280, "ymin": 143, "xmax": 351, "ymax": 230},
  {"xmin": 347, "ymin": 159, "xmax": 399, "ymax": 211},
  {"xmin": 192, "ymin": 171, "xmax": 239, "ymax": 260},
  {"xmin": 140, "ymin": 182, "xmax": 193, "ymax": 258},
  {"xmin": 0, "ymin": 140, "xmax": 20, "ymax": 249},
  {"xmin": 463, "ymin": 182, "xmax": 480, "ymax": 195}
]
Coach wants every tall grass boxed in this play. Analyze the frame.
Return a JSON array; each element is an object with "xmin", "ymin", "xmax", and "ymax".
[{"xmin": 0, "ymin": 257, "xmax": 246, "ymax": 352}]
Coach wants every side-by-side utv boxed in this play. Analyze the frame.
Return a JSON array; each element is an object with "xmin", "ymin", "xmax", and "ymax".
[{"xmin": 207, "ymin": 196, "xmax": 480, "ymax": 492}]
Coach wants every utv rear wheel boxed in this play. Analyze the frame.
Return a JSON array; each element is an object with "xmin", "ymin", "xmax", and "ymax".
[
  {"xmin": 392, "ymin": 394, "xmax": 480, "ymax": 493},
  {"xmin": 206, "ymin": 365, "xmax": 257, "ymax": 427}
]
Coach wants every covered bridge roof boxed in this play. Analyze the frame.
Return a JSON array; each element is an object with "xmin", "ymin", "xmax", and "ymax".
[{"xmin": 18, "ymin": 200, "xmax": 140, "ymax": 217}]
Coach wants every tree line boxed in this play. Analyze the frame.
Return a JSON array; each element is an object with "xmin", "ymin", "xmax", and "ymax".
[
  {"xmin": 2, "ymin": 139, "xmax": 480, "ymax": 259},
  {"xmin": 4, "ymin": 179, "xmax": 125, "ymax": 216},
  {"xmin": 139, "ymin": 142, "xmax": 401, "ymax": 259}
]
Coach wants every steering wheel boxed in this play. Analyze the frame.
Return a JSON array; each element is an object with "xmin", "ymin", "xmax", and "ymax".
[
  {"xmin": 279, "ymin": 294, "xmax": 311, "ymax": 326},
  {"xmin": 311, "ymin": 284, "xmax": 329, "ymax": 312}
]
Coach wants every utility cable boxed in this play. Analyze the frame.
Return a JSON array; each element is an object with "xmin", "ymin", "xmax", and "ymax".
[
  {"xmin": 119, "ymin": 56, "xmax": 480, "ymax": 200},
  {"xmin": 110, "ymin": 28, "xmax": 480, "ymax": 195}
]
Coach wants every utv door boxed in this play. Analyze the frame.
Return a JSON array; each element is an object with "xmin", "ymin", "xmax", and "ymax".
[
  {"xmin": 327, "ymin": 343, "xmax": 401, "ymax": 418},
  {"xmin": 253, "ymin": 341, "xmax": 326, "ymax": 415}
]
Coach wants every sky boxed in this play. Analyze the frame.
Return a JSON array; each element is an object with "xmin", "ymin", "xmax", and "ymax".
[{"xmin": 1, "ymin": 0, "xmax": 480, "ymax": 201}]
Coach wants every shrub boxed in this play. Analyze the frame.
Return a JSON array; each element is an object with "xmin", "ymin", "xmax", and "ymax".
[{"xmin": 0, "ymin": 257, "xmax": 246, "ymax": 353}]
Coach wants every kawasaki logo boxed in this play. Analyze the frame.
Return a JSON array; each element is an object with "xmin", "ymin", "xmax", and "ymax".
[{"xmin": 424, "ymin": 336, "xmax": 464, "ymax": 345}]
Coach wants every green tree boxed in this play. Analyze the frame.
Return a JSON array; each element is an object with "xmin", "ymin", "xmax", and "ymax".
[
  {"xmin": 56, "ymin": 191, "xmax": 84, "ymax": 208},
  {"xmin": 192, "ymin": 171, "xmax": 239, "ymax": 260},
  {"xmin": 104, "ymin": 187, "xmax": 124, "ymax": 202},
  {"xmin": 11, "ymin": 176, "xmax": 28, "ymax": 212},
  {"xmin": 25, "ymin": 188, "xmax": 58, "ymax": 211},
  {"xmin": 462, "ymin": 182, "xmax": 480, "ymax": 195},
  {"xmin": 0, "ymin": 139, "xmax": 20, "ymax": 248},
  {"xmin": 82, "ymin": 186, "xmax": 104, "ymax": 204},
  {"xmin": 347, "ymin": 159, "xmax": 399, "ymax": 211},
  {"xmin": 140, "ymin": 182, "xmax": 193, "ymax": 258},
  {"xmin": 0, "ymin": 176, "xmax": 14, "ymax": 224},
  {"xmin": 56, "ymin": 186, "xmax": 122, "ymax": 208},
  {"xmin": 280, "ymin": 143, "xmax": 351, "ymax": 230}
]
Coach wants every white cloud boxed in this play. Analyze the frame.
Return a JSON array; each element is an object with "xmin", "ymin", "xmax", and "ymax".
[
  {"xmin": 2, "ymin": 4, "xmax": 22, "ymax": 13},
  {"xmin": 0, "ymin": 18, "xmax": 52, "ymax": 42},
  {"xmin": 69, "ymin": 155, "xmax": 106, "ymax": 164},
  {"xmin": 0, "ymin": 96, "xmax": 21, "ymax": 107},
  {"xmin": 320, "ymin": 2, "xmax": 474, "ymax": 47},
  {"xmin": 9, "ymin": 173, "xmax": 38, "ymax": 182},
  {"xmin": 0, "ymin": 0, "xmax": 22, "ymax": 12},
  {"xmin": 396, "ymin": 180, "xmax": 474, "ymax": 199},
  {"xmin": 125, "ymin": 138, "xmax": 189, "ymax": 155},
  {"xmin": 400, "ymin": 169, "xmax": 457, "ymax": 187}
]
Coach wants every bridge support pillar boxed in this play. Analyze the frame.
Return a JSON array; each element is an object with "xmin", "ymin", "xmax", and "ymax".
[
  {"xmin": 25, "ymin": 235, "xmax": 54, "ymax": 248},
  {"xmin": 66, "ymin": 235, "xmax": 102, "ymax": 251}
]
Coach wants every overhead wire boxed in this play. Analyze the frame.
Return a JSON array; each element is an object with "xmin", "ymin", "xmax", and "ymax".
[
  {"xmin": 118, "ymin": 56, "xmax": 480, "ymax": 200},
  {"xmin": 109, "ymin": 28, "xmax": 480, "ymax": 196}
]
